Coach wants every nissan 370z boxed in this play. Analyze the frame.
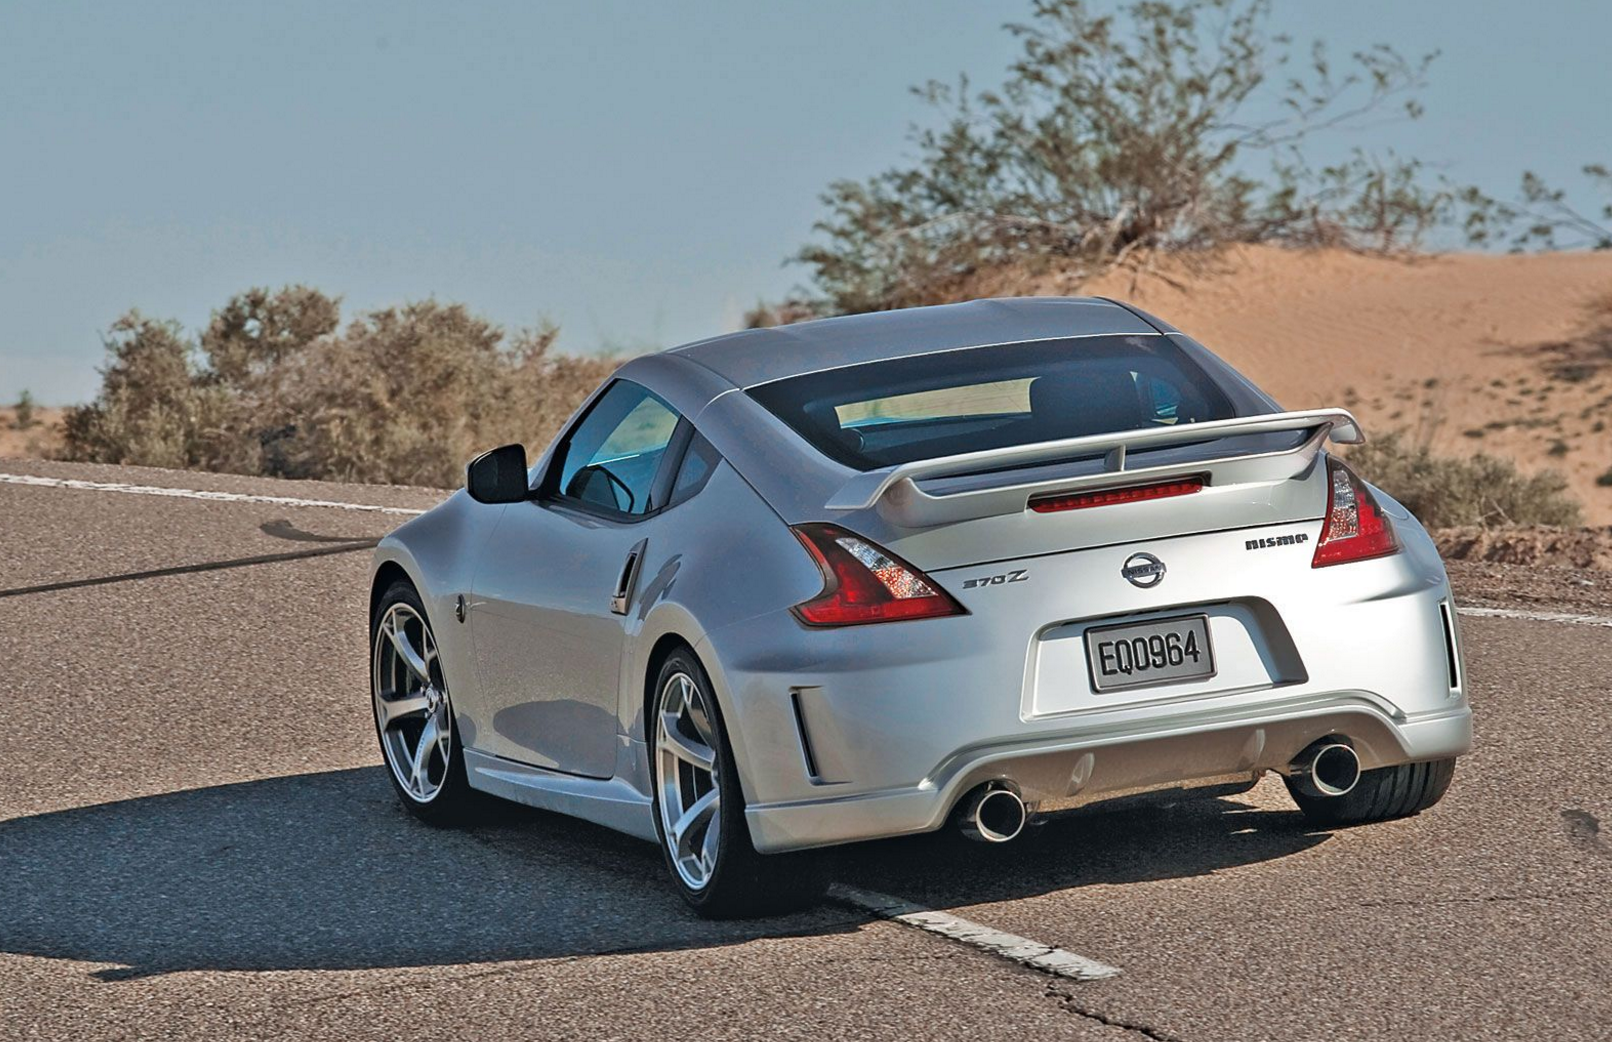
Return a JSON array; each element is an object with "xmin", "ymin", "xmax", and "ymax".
[{"xmin": 367, "ymin": 297, "xmax": 1472, "ymax": 916}]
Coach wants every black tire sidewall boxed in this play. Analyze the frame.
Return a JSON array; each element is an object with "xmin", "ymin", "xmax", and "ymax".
[
  {"xmin": 649, "ymin": 649, "xmax": 753, "ymax": 913},
  {"xmin": 1287, "ymin": 758, "xmax": 1456, "ymax": 826}
]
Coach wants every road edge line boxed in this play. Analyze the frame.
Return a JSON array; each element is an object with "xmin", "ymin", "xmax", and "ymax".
[
  {"xmin": 0, "ymin": 472, "xmax": 429, "ymax": 516},
  {"xmin": 832, "ymin": 884, "xmax": 1121, "ymax": 982}
]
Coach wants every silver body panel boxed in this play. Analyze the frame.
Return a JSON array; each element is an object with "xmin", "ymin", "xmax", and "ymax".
[{"xmin": 370, "ymin": 297, "xmax": 1472, "ymax": 853}]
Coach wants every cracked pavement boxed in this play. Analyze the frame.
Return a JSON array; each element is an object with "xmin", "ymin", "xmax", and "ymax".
[{"xmin": 1, "ymin": 461, "xmax": 1609, "ymax": 1040}]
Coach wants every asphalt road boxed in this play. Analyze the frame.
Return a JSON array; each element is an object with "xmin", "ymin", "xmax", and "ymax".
[{"xmin": 2, "ymin": 460, "xmax": 1609, "ymax": 1041}]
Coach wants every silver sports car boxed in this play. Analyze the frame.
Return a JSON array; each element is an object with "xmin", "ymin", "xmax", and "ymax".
[{"xmin": 369, "ymin": 297, "xmax": 1471, "ymax": 916}]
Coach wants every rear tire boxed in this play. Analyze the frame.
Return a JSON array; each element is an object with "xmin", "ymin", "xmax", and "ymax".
[
  {"xmin": 1287, "ymin": 758, "xmax": 1456, "ymax": 827},
  {"xmin": 650, "ymin": 647, "xmax": 827, "ymax": 918}
]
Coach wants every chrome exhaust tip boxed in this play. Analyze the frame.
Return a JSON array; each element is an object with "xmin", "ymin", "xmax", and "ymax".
[
  {"xmin": 958, "ymin": 784, "xmax": 1027, "ymax": 843},
  {"xmin": 1289, "ymin": 741, "xmax": 1361, "ymax": 799}
]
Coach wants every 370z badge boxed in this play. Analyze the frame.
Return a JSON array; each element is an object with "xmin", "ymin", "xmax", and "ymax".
[{"xmin": 961, "ymin": 569, "xmax": 1028, "ymax": 589}]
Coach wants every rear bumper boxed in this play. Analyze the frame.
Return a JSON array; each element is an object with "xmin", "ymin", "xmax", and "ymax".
[
  {"xmin": 699, "ymin": 515, "xmax": 1472, "ymax": 854},
  {"xmin": 743, "ymin": 693, "xmax": 1471, "ymax": 853}
]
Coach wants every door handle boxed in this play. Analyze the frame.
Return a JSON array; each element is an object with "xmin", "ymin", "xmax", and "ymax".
[{"xmin": 610, "ymin": 538, "xmax": 648, "ymax": 615}]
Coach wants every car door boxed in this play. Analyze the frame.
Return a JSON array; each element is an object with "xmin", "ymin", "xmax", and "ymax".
[{"xmin": 467, "ymin": 379, "xmax": 684, "ymax": 778}]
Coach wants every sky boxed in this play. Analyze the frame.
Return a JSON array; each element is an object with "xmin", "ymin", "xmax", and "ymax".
[{"xmin": 3, "ymin": 0, "xmax": 1610, "ymax": 404}]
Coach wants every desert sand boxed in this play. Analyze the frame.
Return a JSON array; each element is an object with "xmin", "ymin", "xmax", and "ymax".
[
  {"xmin": 0, "ymin": 405, "xmax": 63, "ymax": 461},
  {"xmin": 1067, "ymin": 246, "xmax": 1612, "ymax": 523}
]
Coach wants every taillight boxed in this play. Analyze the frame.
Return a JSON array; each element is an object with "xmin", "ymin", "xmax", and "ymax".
[
  {"xmin": 1030, "ymin": 475, "xmax": 1205, "ymax": 514},
  {"xmin": 1311, "ymin": 456, "xmax": 1400, "ymax": 567},
  {"xmin": 789, "ymin": 523, "xmax": 966, "ymax": 626}
]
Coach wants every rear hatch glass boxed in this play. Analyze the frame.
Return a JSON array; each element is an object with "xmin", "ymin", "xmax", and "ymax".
[{"xmin": 746, "ymin": 335, "xmax": 1268, "ymax": 472}]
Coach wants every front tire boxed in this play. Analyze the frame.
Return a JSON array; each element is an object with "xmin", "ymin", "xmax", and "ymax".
[
  {"xmin": 650, "ymin": 648, "xmax": 827, "ymax": 917},
  {"xmin": 1287, "ymin": 758, "xmax": 1456, "ymax": 827},
  {"xmin": 371, "ymin": 579, "xmax": 479, "ymax": 825}
]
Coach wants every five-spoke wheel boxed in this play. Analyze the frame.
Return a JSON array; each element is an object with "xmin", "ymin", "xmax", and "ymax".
[
  {"xmin": 649, "ymin": 647, "xmax": 826, "ymax": 917},
  {"xmin": 371, "ymin": 580, "xmax": 475, "ymax": 822},
  {"xmin": 655, "ymin": 670, "xmax": 723, "ymax": 891},
  {"xmin": 374, "ymin": 601, "xmax": 453, "ymax": 802}
]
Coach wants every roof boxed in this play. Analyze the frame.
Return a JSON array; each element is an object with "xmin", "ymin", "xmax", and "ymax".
[{"xmin": 663, "ymin": 297, "xmax": 1161, "ymax": 388}]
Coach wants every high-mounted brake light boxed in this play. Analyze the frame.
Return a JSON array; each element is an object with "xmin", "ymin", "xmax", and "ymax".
[
  {"xmin": 1029, "ymin": 476, "xmax": 1205, "ymax": 514},
  {"xmin": 1311, "ymin": 456, "xmax": 1400, "ymax": 567},
  {"xmin": 789, "ymin": 523, "xmax": 966, "ymax": 626}
]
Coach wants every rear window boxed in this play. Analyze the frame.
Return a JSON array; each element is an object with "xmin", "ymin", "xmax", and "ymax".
[{"xmin": 747, "ymin": 336, "xmax": 1250, "ymax": 470}]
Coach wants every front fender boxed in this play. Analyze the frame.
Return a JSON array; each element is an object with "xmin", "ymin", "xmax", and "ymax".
[{"xmin": 370, "ymin": 490, "xmax": 508, "ymax": 747}]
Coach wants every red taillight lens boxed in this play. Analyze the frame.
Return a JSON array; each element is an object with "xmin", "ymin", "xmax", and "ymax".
[
  {"xmin": 1311, "ymin": 456, "xmax": 1400, "ymax": 567},
  {"xmin": 1029, "ymin": 476, "xmax": 1205, "ymax": 514},
  {"xmin": 789, "ymin": 523, "xmax": 966, "ymax": 626}
]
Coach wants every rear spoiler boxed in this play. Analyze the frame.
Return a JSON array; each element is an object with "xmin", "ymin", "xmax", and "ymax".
[{"xmin": 824, "ymin": 408, "xmax": 1363, "ymax": 526}]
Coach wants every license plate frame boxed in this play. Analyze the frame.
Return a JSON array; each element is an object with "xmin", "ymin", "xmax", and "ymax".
[{"xmin": 1085, "ymin": 614, "xmax": 1217, "ymax": 693}]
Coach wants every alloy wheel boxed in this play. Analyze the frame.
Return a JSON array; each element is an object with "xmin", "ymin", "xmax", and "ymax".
[
  {"xmin": 373, "ymin": 602, "xmax": 453, "ymax": 803},
  {"xmin": 655, "ymin": 671, "xmax": 722, "ymax": 890}
]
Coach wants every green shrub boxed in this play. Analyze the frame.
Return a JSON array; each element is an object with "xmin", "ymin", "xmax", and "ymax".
[{"xmin": 1347, "ymin": 432, "xmax": 1581, "ymax": 529}]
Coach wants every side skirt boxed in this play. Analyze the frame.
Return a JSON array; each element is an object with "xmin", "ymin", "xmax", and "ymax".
[{"xmin": 462, "ymin": 743, "xmax": 658, "ymax": 844}]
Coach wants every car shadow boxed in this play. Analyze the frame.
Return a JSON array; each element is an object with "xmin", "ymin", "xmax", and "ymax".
[
  {"xmin": 0, "ymin": 767, "xmax": 1329, "ymax": 980},
  {"xmin": 831, "ymin": 793, "xmax": 1328, "ymax": 909}
]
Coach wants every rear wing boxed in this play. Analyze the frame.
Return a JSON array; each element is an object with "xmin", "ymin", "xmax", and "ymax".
[{"xmin": 824, "ymin": 408, "xmax": 1363, "ymax": 526}]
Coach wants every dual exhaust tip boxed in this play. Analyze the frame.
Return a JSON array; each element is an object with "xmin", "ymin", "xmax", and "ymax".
[
  {"xmin": 957, "ymin": 784, "xmax": 1028, "ymax": 843},
  {"xmin": 1288, "ymin": 740, "xmax": 1361, "ymax": 799},
  {"xmin": 955, "ymin": 739, "xmax": 1362, "ymax": 843}
]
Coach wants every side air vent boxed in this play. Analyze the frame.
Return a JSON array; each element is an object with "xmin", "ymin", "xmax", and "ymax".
[
  {"xmin": 790, "ymin": 689, "xmax": 823, "ymax": 782},
  {"xmin": 1438, "ymin": 601, "xmax": 1461, "ymax": 691}
]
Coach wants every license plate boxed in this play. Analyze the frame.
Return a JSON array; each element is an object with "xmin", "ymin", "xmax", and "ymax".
[{"xmin": 1085, "ymin": 614, "xmax": 1216, "ymax": 693}]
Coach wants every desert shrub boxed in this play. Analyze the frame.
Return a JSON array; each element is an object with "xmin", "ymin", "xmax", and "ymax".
[
  {"xmin": 1347, "ymin": 432, "xmax": 1581, "ymax": 529},
  {"xmin": 1461, "ymin": 164, "xmax": 1612, "ymax": 251},
  {"xmin": 62, "ymin": 313, "xmax": 224, "ymax": 469},
  {"xmin": 12, "ymin": 390, "xmax": 35, "ymax": 430},
  {"xmin": 259, "ymin": 304, "xmax": 613, "ymax": 487},
  {"xmin": 64, "ymin": 288, "xmax": 618, "ymax": 487},
  {"xmin": 788, "ymin": 0, "xmax": 1457, "ymax": 315}
]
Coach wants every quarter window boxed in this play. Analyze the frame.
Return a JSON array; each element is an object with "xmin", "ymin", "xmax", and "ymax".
[
  {"xmin": 553, "ymin": 381, "xmax": 680, "ymax": 516},
  {"xmin": 668, "ymin": 431, "xmax": 721, "ymax": 506}
]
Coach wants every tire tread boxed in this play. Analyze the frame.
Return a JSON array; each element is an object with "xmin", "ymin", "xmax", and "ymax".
[{"xmin": 1287, "ymin": 757, "xmax": 1457, "ymax": 827}]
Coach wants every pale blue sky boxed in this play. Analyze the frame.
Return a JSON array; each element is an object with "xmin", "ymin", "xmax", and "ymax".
[{"xmin": 3, "ymin": 0, "xmax": 1610, "ymax": 403}]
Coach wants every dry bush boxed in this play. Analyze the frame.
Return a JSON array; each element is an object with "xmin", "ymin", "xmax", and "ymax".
[
  {"xmin": 11, "ymin": 390, "xmax": 37, "ymax": 430},
  {"xmin": 63, "ymin": 288, "xmax": 619, "ymax": 487},
  {"xmin": 784, "ymin": 0, "xmax": 1459, "ymax": 317},
  {"xmin": 62, "ymin": 313, "xmax": 225, "ymax": 469},
  {"xmin": 1462, "ymin": 164, "xmax": 1612, "ymax": 252},
  {"xmin": 1347, "ymin": 431, "xmax": 1581, "ymax": 529}
]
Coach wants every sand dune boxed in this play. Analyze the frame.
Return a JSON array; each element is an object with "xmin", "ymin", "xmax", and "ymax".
[{"xmin": 1063, "ymin": 247, "xmax": 1612, "ymax": 523}]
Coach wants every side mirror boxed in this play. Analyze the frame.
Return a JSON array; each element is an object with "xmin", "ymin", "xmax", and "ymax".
[{"xmin": 466, "ymin": 443, "xmax": 530, "ymax": 504}]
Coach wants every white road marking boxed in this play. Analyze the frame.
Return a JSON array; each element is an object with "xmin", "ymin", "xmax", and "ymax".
[
  {"xmin": 0, "ymin": 473, "xmax": 430, "ymax": 517},
  {"xmin": 8, "ymin": 472, "xmax": 1612, "ymax": 632},
  {"xmin": 1458, "ymin": 606, "xmax": 1612, "ymax": 629},
  {"xmin": 833, "ymin": 885, "xmax": 1121, "ymax": 982}
]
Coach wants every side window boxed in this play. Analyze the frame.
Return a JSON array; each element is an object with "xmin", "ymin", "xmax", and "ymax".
[
  {"xmin": 667, "ymin": 431, "xmax": 721, "ymax": 507},
  {"xmin": 554, "ymin": 381, "xmax": 680, "ymax": 516}
]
